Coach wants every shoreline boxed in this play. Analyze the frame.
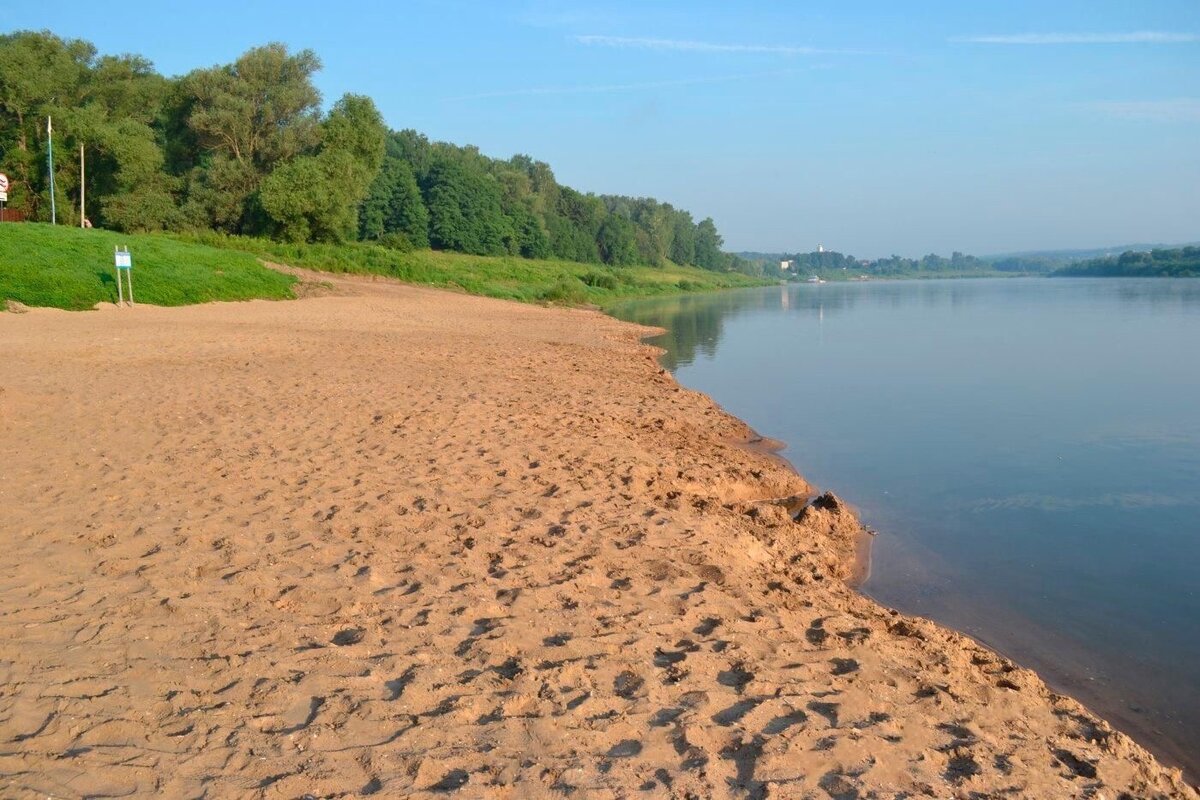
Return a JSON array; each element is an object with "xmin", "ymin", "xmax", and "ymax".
[
  {"xmin": 630, "ymin": 308, "xmax": 1196, "ymax": 788},
  {"xmin": 737, "ymin": 430, "xmax": 875, "ymax": 589},
  {"xmin": 617, "ymin": 302, "xmax": 1196, "ymax": 793},
  {"xmin": 936, "ymin": 602, "xmax": 1200, "ymax": 785},
  {"xmin": 0, "ymin": 275, "xmax": 1195, "ymax": 797},
  {"xmin": 860, "ymin": 553, "xmax": 1200, "ymax": 786}
]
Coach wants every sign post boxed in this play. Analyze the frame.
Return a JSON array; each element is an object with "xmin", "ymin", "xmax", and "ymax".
[
  {"xmin": 0, "ymin": 172, "xmax": 8, "ymax": 222},
  {"xmin": 115, "ymin": 246, "xmax": 133, "ymax": 306}
]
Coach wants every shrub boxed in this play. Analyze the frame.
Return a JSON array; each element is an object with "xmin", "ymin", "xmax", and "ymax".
[
  {"xmin": 539, "ymin": 276, "xmax": 589, "ymax": 305},
  {"xmin": 378, "ymin": 232, "xmax": 415, "ymax": 252},
  {"xmin": 581, "ymin": 270, "xmax": 618, "ymax": 290}
]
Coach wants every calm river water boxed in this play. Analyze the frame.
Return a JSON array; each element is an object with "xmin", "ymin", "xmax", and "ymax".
[{"xmin": 610, "ymin": 278, "xmax": 1200, "ymax": 776}]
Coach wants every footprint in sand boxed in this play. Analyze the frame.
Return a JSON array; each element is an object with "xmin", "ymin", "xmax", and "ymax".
[
  {"xmin": 649, "ymin": 707, "xmax": 684, "ymax": 727},
  {"xmin": 830, "ymin": 657, "xmax": 859, "ymax": 676},
  {"xmin": 613, "ymin": 671, "xmax": 644, "ymax": 700},
  {"xmin": 428, "ymin": 769, "xmax": 470, "ymax": 792},
  {"xmin": 944, "ymin": 752, "xmax": 983, "ymax": 783},
  {"xmin": 762, "ymin": 709, "xmax": 808, "ymax": 735},
  {"xmin": 331, "ymin": 627, "xmax": 365, "ymax": 646},
  {"xmin": 384, "ymin": 666, "xmax": 417, "ymax": 701},
  {"xmin": 717, "ymin": 663, "xmax": 754, "ymax": 693},
  {"xmin": 712, "ymin": 698, "xmax": 763, "ymax": 726},
  {"xmin": 653, "ymin": 648, "xmax": 688, "ymax": 667},
  {"xmin": 606, "ymin": 739, "xmax": 642, "ymax": 758},
  {"xmin": 807, "ymin": 700, "xmax": 839, "ymax": 727}
]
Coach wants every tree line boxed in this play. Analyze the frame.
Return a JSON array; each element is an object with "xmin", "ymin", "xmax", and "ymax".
[
  {"xmin": 0, "ymin": 31, "xmax": 750, "ymax": 272},
  {"xmin": 1053, "ymin": 247, "xmax": 1200, "ymax": 278},
  {"xmin": 770, "ymin": 248, "xmax": 1000, "ymax": 277}
]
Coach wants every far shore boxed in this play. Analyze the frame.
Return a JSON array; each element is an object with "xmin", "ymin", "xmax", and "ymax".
[{"xmin": 0, "ymin": 269, "xmax": 1194, "ymax": 798}]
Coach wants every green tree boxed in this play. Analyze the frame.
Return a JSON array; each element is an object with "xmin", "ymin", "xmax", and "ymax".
[
  {"xmin": 0, "ymin": 31, "xmax": 94, "ymax": 220},
  {"xmin": 260, "ymin": 94, "xmax": 386, "ymax": 242},
  {"xmin": 597, "ymin": 214, "xmax": 638, "ymax": 266},
  {"xmin": 512, "ymin": 206, "xmax": 550, "ymax": 259},
  {"xmin": 360, "ymin": 157, "xmax": 429, "ymax": 246},
  {"xmin": 321, "ymin": 93, "xmax": 385, "ymax": 176},
  {"xmin": 548, "ymin": 187, "xmax": 604, "ymax": 263},
  {"xmin": 694, "ymin": 217, "xmax": 725, "ymax": 270},
  {"xmin": 641, "ymin": 202, "xmax": 678, "ymax": 265},
  {"xmin": 388, "ymin": 128, "xmax": 434, "ymax": 181},
  {"xmin": 669, "ymin": 212, "xmax": 697, "ymax": 265},
  {"xmin": 0, "ymin": 31, "xmax": 742, "ymax": 269},
  {"xmin": 180, "ymin": 43, "xmax": 322, "ymax": 233},
  {"xmin": 423, "ymin": 157, "xmax": 510, "ymax": 255},
  {"xmin": 74, "ymin": 55, "xmax": 178, "ymax": 230},
  {"xmin": 259, "ymin": 153, "xmax": 344, "ymax": 242}
]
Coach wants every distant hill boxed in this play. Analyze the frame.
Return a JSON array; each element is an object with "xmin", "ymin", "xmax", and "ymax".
[
  {"xmin": 738, "ymin": 248, "xmax": 1013, "ymax": 279},
  {"xmin": 1053, "ymin": 246, "xmax": 1200, "ymax": 278},
  {"xmin": 986, "ymin": 242, "xmax": 1200, "ymax": 262},
  {"xmin": 738, "ymin": 241, "xmax": 1200, "ymax": 277},
  {"xmin": 984, "ymin": 242, "xmax": 1200, "ymax": 273}
]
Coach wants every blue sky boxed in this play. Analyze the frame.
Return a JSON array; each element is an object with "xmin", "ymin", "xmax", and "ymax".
[{"xmin": 4, "ymin": 0, "xmax": 1198, "ymax": 257}]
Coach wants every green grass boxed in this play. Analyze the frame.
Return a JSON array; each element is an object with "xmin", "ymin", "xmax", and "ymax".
[
  {"xmin": 1, "ymin": 223, "xmax": 768, "ymax": 312},
  {"xmin": 175, "ymin": 231, "xmax": 770, "ymax": 306},
  {"xmin": 0, "ymin": 224, "xmax": 296, "ymax": 310}
]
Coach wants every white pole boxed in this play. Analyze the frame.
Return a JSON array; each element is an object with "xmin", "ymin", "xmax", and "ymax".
[
  {"xmin": 47, "ymin": 116, "xmax": 56, "ymax": 225},
  {"xmin": 115, "ymin": 246, "xmax": 124, "ymax": 305},
  {"xmin": 80, "ymin": 144, "xmax": 85, "ymax": 229},
  {"xmin": 127, "ymin": 249, "xmax": 134, "ymax": 306}
]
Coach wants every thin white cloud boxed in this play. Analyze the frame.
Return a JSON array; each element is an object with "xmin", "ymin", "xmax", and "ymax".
[
  {"xmin": 954, "ymin": 31, "xmax": 1199, "ymax": 45},
  {"xmin": 520, "ymin": 9, "xmax": 622, "ymax": 30},
  {"xmin": 1087, "ymin": 98, "xmax": 1200, "ymax": 122},
  {"xmin": 573, "ymin": 34, "xmax": 864, "ymax": 55},
  {"xmin": 445, "ymin": 69, "xmax": 804, "ymax": 102}
]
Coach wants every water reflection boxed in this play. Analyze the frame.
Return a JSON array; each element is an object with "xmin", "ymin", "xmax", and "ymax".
[
  {"xmin": 609, "ymin": 277, "xmax": 1200, "ymax": 779},
  {"xmin": 612, "ymin": 278, "xmax": 1200, "ymax": 371}
]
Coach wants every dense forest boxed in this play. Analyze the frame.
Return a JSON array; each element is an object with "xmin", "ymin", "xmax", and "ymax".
[
  {"xmin": 0, "ymin": 31, "xmax": 750, "ymax": 273},
  {"xmin": 1053, "ymin": 247, "xmax": 1200, "ymax": 278}
]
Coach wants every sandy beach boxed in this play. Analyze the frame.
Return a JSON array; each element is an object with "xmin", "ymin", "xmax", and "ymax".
[{"xmin": 1, "ymin": 272, "xmax": 1195, "ymax": 799}]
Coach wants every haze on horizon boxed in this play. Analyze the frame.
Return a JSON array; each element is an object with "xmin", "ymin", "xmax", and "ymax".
[{"xmin": 4, "ymin": 0, "xmax": 1198, "ymax": 259}]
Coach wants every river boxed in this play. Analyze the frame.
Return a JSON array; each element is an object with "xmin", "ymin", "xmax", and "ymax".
[{"xmin": 611, "ymin": 277, "xmax": 1200, "ymax": 776}]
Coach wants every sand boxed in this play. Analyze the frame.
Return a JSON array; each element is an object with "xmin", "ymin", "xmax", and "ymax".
[{"xmin": 0, "ymin": 271, "xmax": 1195, "ymax": 799}]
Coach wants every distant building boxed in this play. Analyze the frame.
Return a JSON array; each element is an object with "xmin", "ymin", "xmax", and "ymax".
[
  {"xmin": 817, "ymin": 244, "xmax": 825, "ymax": 253},
  {"xmin": 780, "ymin": 259, "xmax": 793, "ymax": 271}
]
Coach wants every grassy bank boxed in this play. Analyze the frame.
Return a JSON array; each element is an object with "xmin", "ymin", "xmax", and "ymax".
[
  {"xmin": 0, "ymin": 224, "xmax": 296, "ymax": 310},
  {"xmin": 0, "ymin": 224, "xmax": 769, "ymax": 311},
  {"xmin": 176, "ymin": 232, "xmax": 769, "ymax": 306}
]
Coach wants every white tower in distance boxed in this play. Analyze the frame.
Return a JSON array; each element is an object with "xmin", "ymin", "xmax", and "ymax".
[{"xmin": 817, "ymin": 243, "xmax": 825, "ymax": 253}]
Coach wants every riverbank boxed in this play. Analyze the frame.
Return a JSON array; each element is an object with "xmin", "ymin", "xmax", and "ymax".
[
  {"xmin": 0, "ymin": 271, "xmax": 1194, "ymax": 798},
  {"xmin": 611, "ymin": 277, "xmax": 1200, "ymax": 786},
  {"xmin": 0, "ymin": 224, "xmax": 769, "ymax": 313}
]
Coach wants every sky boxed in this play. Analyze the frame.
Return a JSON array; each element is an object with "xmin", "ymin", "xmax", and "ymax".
[{"xmin": 4, "ymin": 0, "xmax": 1199, "ymax": 258}]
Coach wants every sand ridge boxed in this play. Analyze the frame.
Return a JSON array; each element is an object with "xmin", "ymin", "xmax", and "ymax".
[{"xmin": 0, "ymin": 274, "xmax": 1195, "ymax": 798}]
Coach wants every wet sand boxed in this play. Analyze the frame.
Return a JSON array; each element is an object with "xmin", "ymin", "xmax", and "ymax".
[{"xmin": 1, "ymin": 271, "xmax": 1195, "ymax": 798}]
